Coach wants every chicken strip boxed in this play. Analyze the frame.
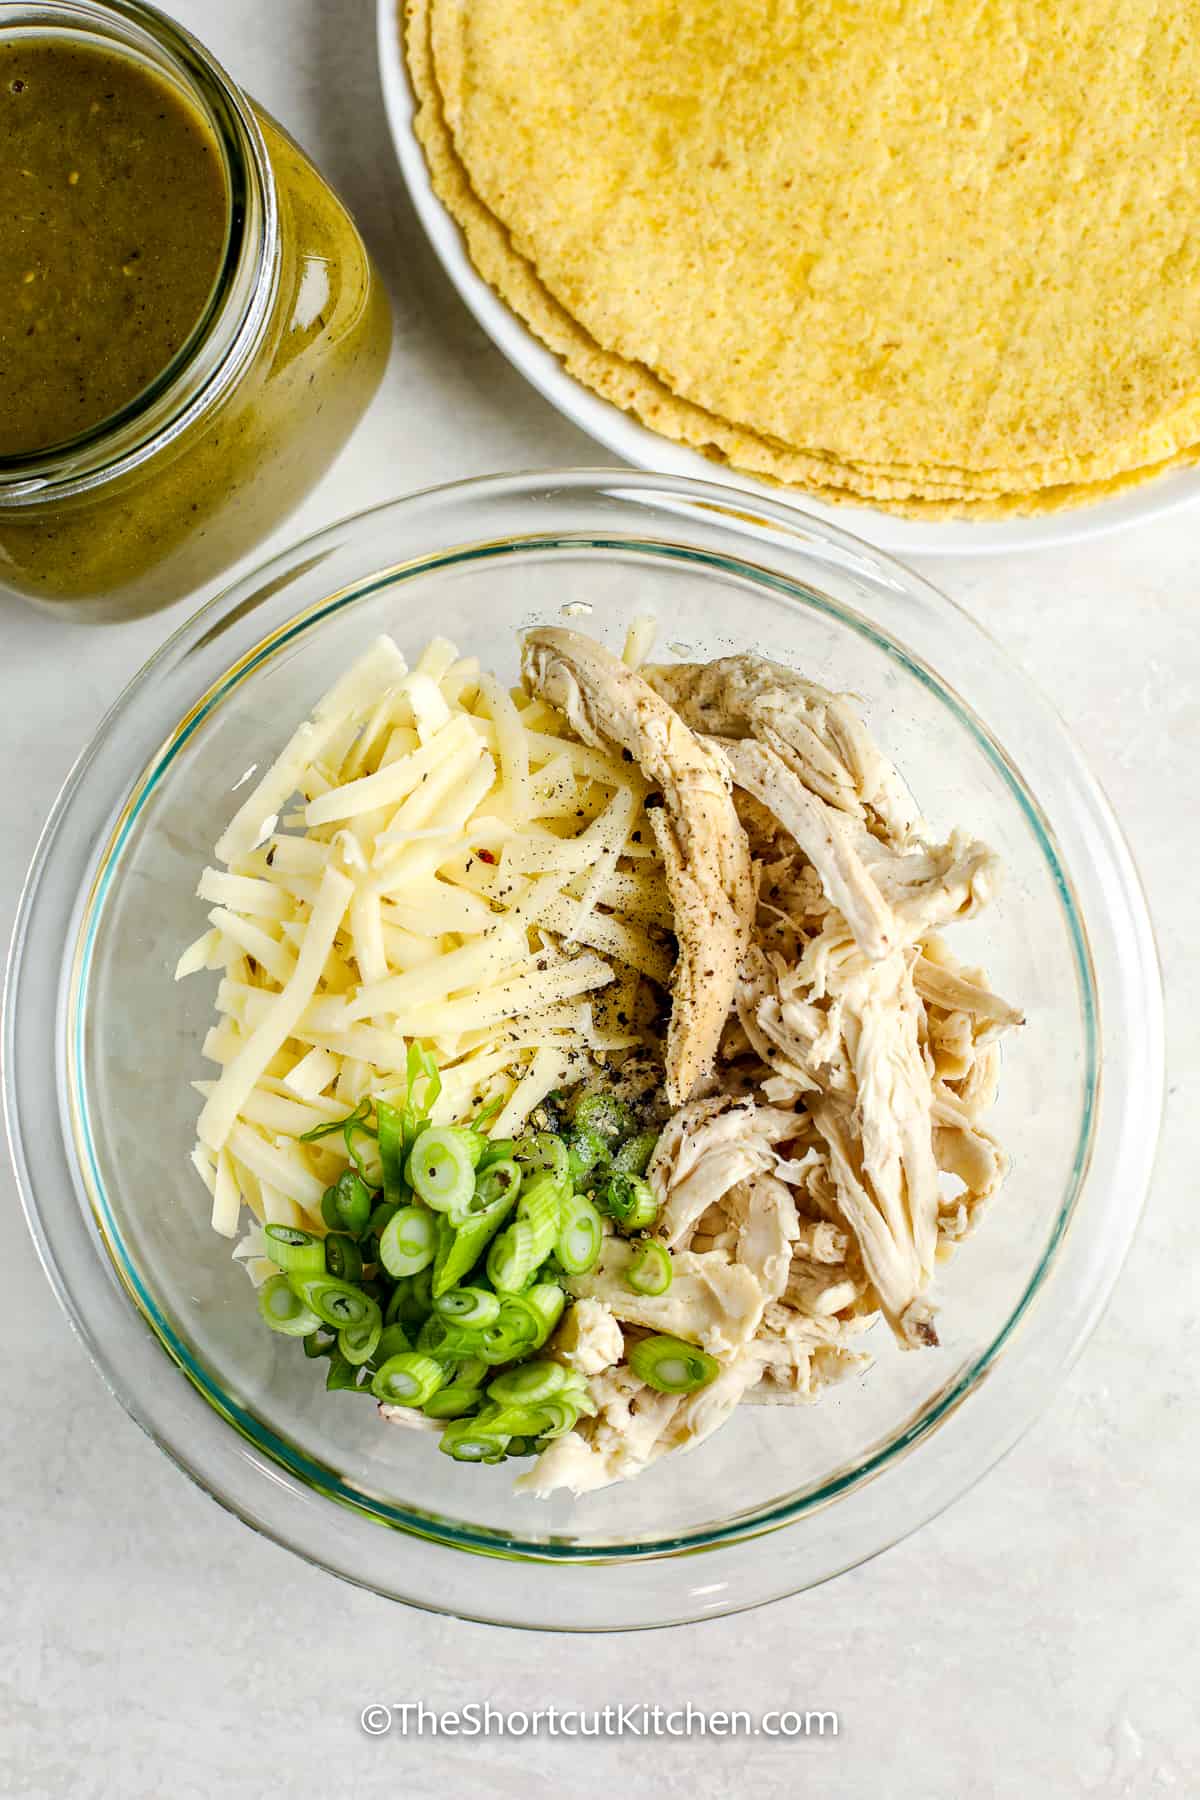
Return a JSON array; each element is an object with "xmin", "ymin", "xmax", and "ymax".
[
  {"xmin": 652, "ymin": 1346, "xmax": 767, "ymax": 1457},
  {"xmin": 645, "ymin": 654, "xmax": 919, "ymax": 844},
  {"xmin": 515, "ymin": 1366, "xmax": 682, "ymax": 1496},
  {"xmin": 861, "ymin": 829, "xmax": 1003, "ymax": 937},
  {"xmin": 647, "ymin": 1095, "xmax": 748, "ymax": 1202},
  {"xmin": 913, "ymin": 941, "xmax": 1024, "ymax": 1035},
  {"xmin": 648, "ymin": 1095, "xmax": 771, "ymax": 1248},
  {"xmin": 717, "ymin": 735, "xmax": 897, "ymax": 958},
  {"xmin": 725, "ymin": 1172, "xmax": 798, "ymax": 1302},
  {"xmin": 549, "ymin": 1296, "xmax": 624, "ymax": 1377},
  {"xmin": 569, "ymin": 1238, "xmax": 767, "ymax": 1357},
  {"xmin": 522, "ymin": 628, "xmax": 754, "ymax": 1104}
]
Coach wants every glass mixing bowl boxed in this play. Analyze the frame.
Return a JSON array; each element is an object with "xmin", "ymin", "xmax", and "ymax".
[{"xmin": 3, "ymin": 471, "xmax": 1162, "ymax": 1630}]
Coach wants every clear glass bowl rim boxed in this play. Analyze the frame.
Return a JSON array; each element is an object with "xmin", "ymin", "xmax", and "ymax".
[{"xmin": 2, "ymin": 469, "xmax": 1164, "ymax": 1629}]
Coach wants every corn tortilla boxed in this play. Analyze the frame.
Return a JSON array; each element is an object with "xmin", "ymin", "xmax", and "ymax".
[
  {"xmin": 428, "ymin": 0, "xmax": 1200, "ymax": 476},
  {"xmin": 403, "ymin": 0, "xmax": 1200, "ymax": 513},
  {"xmin": 405, "ymin": 0, "xmax": 989, "ymax": 506}
]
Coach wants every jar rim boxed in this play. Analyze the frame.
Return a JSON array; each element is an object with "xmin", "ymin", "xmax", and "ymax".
[{"xmin": 0, "ymin": 0, "xmax": 278, "ymax": 504}]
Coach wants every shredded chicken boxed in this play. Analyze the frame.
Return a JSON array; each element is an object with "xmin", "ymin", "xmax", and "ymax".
[
  {"xmin": 522, "ymin": 629, "xmax": 754, "ymax": 1104},
  {"xmin": 521, "ymin": 648, "xmax": 1020, "ymax": 1498},
  {"xmin": 717, "ymin": 736, "xmax": 897, "ymax": 959},
  {"xmin": 550, "ymin": 1297, "xmax": 624, "ymax": 1377},
  {"xmin": 646, "ymin": 654, "xmax": 920, "ymax": 844},
  {"xmin": 725, "ymin": 1171, "xmax": 798, "ymax": 1302},
  {"xmin": 647, "ymin": 1095, "xmax": 770, "ymax": 1248},
  {"xmin": 515, "ymin": 1365, "xmax": 683, "ymax": 1495},
  {"xmin": 570, "ymin": 1237, "xmax": 767, "ymax": 1358}
]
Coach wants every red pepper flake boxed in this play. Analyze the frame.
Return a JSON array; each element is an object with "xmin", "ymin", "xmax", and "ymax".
[{"xmin": 477, "ymin": 847, "xmax": 497, "ymax": 865}]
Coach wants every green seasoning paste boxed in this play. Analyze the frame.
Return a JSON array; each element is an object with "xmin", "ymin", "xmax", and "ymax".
[
  {"xmin": 0, "ymin": 33, "xmax": 391, "ymax": 619},
  {"xmin": 0, "ymin": 38, "xmax": 229, "ymax": 458}
]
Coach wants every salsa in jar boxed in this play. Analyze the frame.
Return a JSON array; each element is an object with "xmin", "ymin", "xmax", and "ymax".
[{"xmin": 0, "ymin": 2, "xmax": 391, "ymax": 620}]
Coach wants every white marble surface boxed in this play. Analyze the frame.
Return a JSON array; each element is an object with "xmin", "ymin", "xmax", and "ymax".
[{"xmin": 2, "ymin": 4, "xmax": 1196, "ymax": 1795}]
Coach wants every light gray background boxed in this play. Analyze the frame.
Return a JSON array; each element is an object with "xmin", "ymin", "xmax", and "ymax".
[{"xmin": 2, "ymin": 4, "xmax": 1196, "ymax": 1795}]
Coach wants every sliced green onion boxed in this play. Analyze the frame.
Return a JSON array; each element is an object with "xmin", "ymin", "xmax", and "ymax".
[
  {"xmin": 366, "ymin": 1198, "xmax": 398, "ymax": 1242},
  {"xmin": 477, "ymin": 1135, "xmax": 516, "ymax": 1168},
  {"xmin": 433, "ymin": 1286, "xmax": 501, "ymax": 1328},
  {"xmin": 523, "ymin": 1395, "xmax": 580, "ymax": 1440},
  {"xmin": 478, "ymin": 1306, "xmax": 537, "ymax": 1365},
  {"xmin": 432, "ymin": 1190, "xmax": 515, "ymax": 1296},
  {"xmin": 477, "ymin": 1327, "xmax": 533, "ymax": 1366},
  {"xmin": 526, "ymin": 1282, "xmax": 567, "ymax": 1343},
  {"xmin": 629, "ymin": 1334, "xmax": 719, "ymax": 1394},
  {"xmin": 516, "ymin": 1131, "xmax": 570, "ymax": 1185},
  {"xmin": 422, "ymin": 1384, "xmax": 483, "ymax": 1420},
  {"xmin": 289, "ymin": 1274, "xmax": 381, "ymax": 1333},
  {"xmin": 325, "ymin": 1348, "xmax": 371, "ymax": 1393},
  {"xmin": 302, "ymin": 1328, "xmax": 337, "ymax": 1359},
  {"xmin": 344, "ymin": 1117, "xmax": 377, "ymax": 1180},
  {"xmin": 611, "ymin": 1129, "xmax": 659, "ymax": 1177},
  {"xmin": 567, "ymin": 1126, "xmax": 608, "ymax": 1184},
  {"xmin": 482, "ymin": 1401, "xmax": 542, "ymax": 1436},
  {"xmin": 518, "ymin": 1171, "xmax": 563, "ymax": 1232},
  {"xmin": 487, "ymin": 1173, "xmax": 562, "ymax": 1291},
  {"xmin": 258, "ymin": 1274, "xmax": 321, "ymax": 1337},
  {"xmin": 487, "ymin": 1221, "xmax": 539, "ymax": 1293},
  {"xmin": 438, "ymin": 1410, "xmax": 512, "ymax": 1462},
  {"xmin": 599, "ymin": 1172, "xmax": 658, "ymax": 1231},
  {"xmin": 472, "ymin": 1095, "xmax": 506, "ymax": 1131},
  {"xmin": 385, "ymin": 1266, "xmax": 434, "ymax": 1327},
  {"xmin": 556, "ymin": 1192, "xmax": 604, "ymax": 1275},
  {"xmin": 262, "ymin": 1223, "xmax": 326, "ymax": 1277},
  {"xmin": 338, "ymin": 1314, "xmax": 382, "ymax": 1366},
  {"xmin": 374, "ymin": 1099, "xmax": 407, "ymax": 1208},
  {"xmin": 488, "ymin": 1360, "xmax": 567, "ymax": 1406},
  {"xmin": 454, "ymin": 1355, "xmax": 489, "ymax": 1389},
  {"xmin": 378, "ymin": 1204, "xmax": 438, "ymax": 1278},
  {"xmin": 406, "ymin": 1126, "xmax": 480, "ymax": 1214},
  {"xmin": 626, "ymin": 1240, "xmax": 673, "ymax": 1297},
  {"xmin": 301, "ymin": 1107, "xmax": 357, "ymax": 1146},
  {"xmin": 372, "ymin": 1352, "xmax": 447, "ymax": 1407},
  {"xmin": 561, "ymin": 1370, "xmax": 599, "ymax": 1418},
  {"xmin": 417, "ymin": 1314, "xmax": 485, "ymax": 1361},
  {"xmin": 299, "ymin": 1095, "xmax": 374, "ymax": 1148},
  {"xmin": 373, "ymin": 1322, "xmax": 412, "ymax": 1364},
  {"xmin": 484, "ymin": 1393, "xmax": 580, "ymax": 1440},
  {"xmin": 401, "ymin": 1043, "xmax": 442, "ymax": 1148},
  {"xmin": 471, "ymin": 1157, "xmax": 522, "ymax": 1210},
  {"xmin": 574, "ymin": 1093, "xmax": 632, "ymax": 1144},
  {"xmin": 323, "ymin": 1231, "xmax": 363, "ymax": 1284},
  {"xmin": 481, "ymin": 1284, "xmax": 565, "ymax": 1360},
  {"xmin": 324, "ymin": 1170, "xmax": 373, "ymax": 1238},
  {"xmin": 300, "ymin": 1096, "xmax": 377, "ymax": 1178}
]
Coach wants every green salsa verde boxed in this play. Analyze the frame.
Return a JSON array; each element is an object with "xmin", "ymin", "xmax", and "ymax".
[
  {"xmin": 0, "ymin": 37, "xmax": 230, "ymax": 457},
  {"xmin": 0, "ymin": 28, "xmax": 391, "ymax": 620}
]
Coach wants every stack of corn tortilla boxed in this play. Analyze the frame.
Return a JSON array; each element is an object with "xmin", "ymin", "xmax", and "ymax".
[{"xmin": 404, "ymin": 0, "xmax": 1200, "ymax": 519}]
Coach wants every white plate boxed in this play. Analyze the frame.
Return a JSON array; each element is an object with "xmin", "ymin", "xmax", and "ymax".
[{"xmin": 376, "ymin": 1, "xmax": 1200, "ymax": 556}]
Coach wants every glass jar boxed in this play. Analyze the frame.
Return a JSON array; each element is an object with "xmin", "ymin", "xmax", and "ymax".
[{"xmin": 0, "ymin": 0, "xmax": 391, "ymax": 621}]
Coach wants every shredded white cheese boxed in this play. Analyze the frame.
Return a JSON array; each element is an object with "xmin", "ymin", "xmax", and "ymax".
[{"xmin": 182, "ymin": 633, "xmax": 672, "ymax": 1243}]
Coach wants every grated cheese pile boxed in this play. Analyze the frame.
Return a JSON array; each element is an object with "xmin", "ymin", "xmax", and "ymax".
[{"xmin": 180, "ymin": 629, "xmax": 669, "ymax": 1263}]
